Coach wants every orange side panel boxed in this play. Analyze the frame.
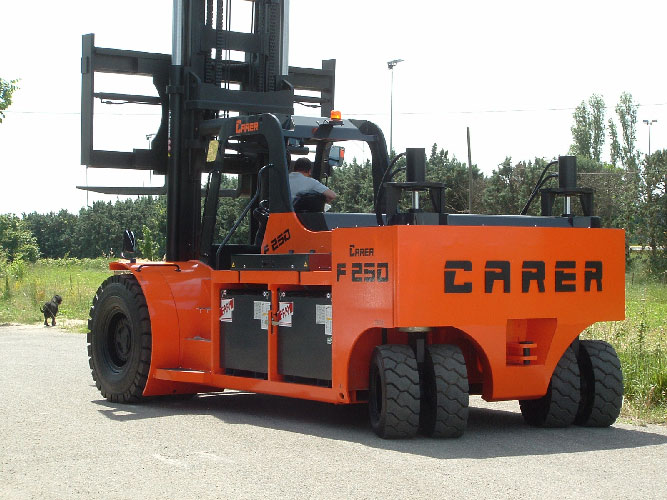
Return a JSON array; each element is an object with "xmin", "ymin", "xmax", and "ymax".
[
  {"xmin": 261, "ymin": 212, "xmax": 331, "ymax": 254},
  {"xmin": 329, "ymin": 225, "xmax": 625, "ymax": 401},
  {"xmin": 330, "ymin": 227, "xmax": 395, "ymax": 399}
]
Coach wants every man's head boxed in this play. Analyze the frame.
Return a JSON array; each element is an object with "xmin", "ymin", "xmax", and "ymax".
[{"xmin": 293, "ymin": 157, "xmax": 313, "ymax": 176}]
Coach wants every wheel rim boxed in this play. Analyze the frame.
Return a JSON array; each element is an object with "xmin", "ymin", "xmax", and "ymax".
[{"xmin": 104, "ymin": 311, "xmax": 132, "ymax": 371}]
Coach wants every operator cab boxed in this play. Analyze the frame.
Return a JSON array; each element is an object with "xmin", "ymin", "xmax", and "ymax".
[{"xmin": 200, "ymin": 111, "xmax": 391, "ymax": 269}]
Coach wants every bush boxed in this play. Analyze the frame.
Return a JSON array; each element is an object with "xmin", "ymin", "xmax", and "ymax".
[{"xmin": 0, "ymin": 214, "xmax": 39, "ymax": 262}]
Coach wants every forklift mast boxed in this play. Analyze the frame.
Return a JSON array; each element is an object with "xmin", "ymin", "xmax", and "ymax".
[{"xmin": 81, "ymin": 0, "xmax": 335, "ymax": 261}]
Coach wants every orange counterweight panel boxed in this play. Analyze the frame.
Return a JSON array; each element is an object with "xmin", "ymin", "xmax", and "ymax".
[
  {"xmin": 393, "ymin": 225, "xmax": 624, "ymax": 400},
  {"xmin": 392, "ymin": 225, "xmax": 625, "ymax": 326},
  {"xmin": 329, "ymin": 225, "xmax": 625, "ymax": 402}
]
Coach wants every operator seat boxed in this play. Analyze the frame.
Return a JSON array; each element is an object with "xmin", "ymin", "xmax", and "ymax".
[{"xmin": 293, "ymin": 191, "xmax": 326, "ymax": 213}]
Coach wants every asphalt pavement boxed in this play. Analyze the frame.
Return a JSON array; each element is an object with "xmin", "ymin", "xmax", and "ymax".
[{"xmin": 1, "ymin": 325, "xmax": 665, "ymax": 500}]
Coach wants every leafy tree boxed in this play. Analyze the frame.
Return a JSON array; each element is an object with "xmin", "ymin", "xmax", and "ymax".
[
  {"xmin": 612, "ymin": 92, "xmax": 641, "ymax": 260},
  {"xmin": 589, "ymin": 95, "xmax": 606, "ymax": 162},
  {"xmin": 574, "ymin": 156, "xmax": 624, "ymax": 229},
  {"xmin": 326, "ymin": 144, "xmax": 484, "ymax": 216},
  {"xmin": 481, "ymin": 157, "xmax": 547, "ymax": 215},
  {"xmin": 616, "ymin": 92, "xmax": 640, "ymax": 170},
  {"xmin": 67, "ymin": 196, "xmax": 168, "ymax": 258},
  {"xmin": 570, "ymin": 101, "xmax": 592, "ymax": 158},
  {"xmin": 426, "ymin": 144, "xmax": 484, "ymax": 213},
  {"xmin": 213, "ymin": 174, "xmax": 252, "ymax": 245},
  {"xmin": 138, "ymin": 224, "xmax": 161, "ymax": 260},
  {"xmin": 639, "ymin": 150, "xmax": 667, "ymax": 275},
  {"xmin": 570, "ymin": 94, "xmax": 605, "ymax": 162},
  {"xmin": 608, "ymin": 119, "xmax": 622, "ymax": 167},
  {"xmin": 0, "ymin": 214, "xmax": 39, "ymax": 262},
  {"xmin": 24, "ymin": 210, "xmax": 77, "ymax": 258},
  {"xmin": 0, "ymin": 78, "xmax": 19, "ymax": 123},
  {"xmin": 328, "ymin": 158, "xmax": 375, "ymax": 213}
]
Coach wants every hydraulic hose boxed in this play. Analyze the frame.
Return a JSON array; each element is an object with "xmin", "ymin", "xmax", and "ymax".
[
  {"xmin": 520, "ymin": 160, "xmax": 558, "ymax": 215},
  {"xmin": 374, "ymin": 152, "xmax": 407, "ymax": 226}
]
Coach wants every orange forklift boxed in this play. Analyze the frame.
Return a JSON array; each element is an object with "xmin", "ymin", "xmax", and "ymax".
[{"xmin": 81, "ymin": 0, "xmax": 624, "ymax": 438}]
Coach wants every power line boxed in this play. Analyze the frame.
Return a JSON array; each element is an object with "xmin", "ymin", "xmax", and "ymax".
[
  {"xmin": 3, "ymin": 110, "xmax": 159, "ymax": 116},
  {"xmin": 346, "ymin": 101, "xmax": 667, "ymax": 117},
  {"xmin": 5, "ymin": 101, "xmax": 667, "ymax": 118}
]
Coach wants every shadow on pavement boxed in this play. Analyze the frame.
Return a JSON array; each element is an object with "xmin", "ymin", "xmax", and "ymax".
[{"xmin": 92, "ymin": 391, "xmax": 667, "ymax": 460}]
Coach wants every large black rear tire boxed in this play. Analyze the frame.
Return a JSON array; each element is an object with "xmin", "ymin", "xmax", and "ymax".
[
  {"xmin": 419, "ymin": 344, "xmax": 469, "ymax": 438},
  {"xmin": 519, "ymin": 346, "xmax": 580, "ymax": 427},
  {"xmin": 575, "ymin": 340, "xmax": 623, "ymax": 427},
  {"xmin": 87, "ymin": 274, "xmax": 152, "ymax": 403},
  {"xmin": 368, "ymin": 345, "xmax": 420, "ymax": 439}
]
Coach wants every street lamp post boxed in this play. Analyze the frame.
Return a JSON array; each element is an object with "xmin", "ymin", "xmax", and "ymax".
[
  {"xmin": 146, "ymin": 133, "xmax": 156, "ymax": 187},
  {"xmin": 387, "ymin": 59, "xmax": 403, "ymax": 155},
  {"xmin": 643, "ymin": 119, "xmax": 657, "ymax": 156}
]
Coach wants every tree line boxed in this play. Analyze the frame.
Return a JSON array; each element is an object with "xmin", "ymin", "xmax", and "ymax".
[{"xmin": 0, "ymin": 92, "xmax": 664, "ymax": 276}]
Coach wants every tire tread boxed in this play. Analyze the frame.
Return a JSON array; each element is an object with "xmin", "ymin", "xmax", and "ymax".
[
  {"xmin": 87, "ymin": 274, "xmax": 152, "ymax": 403},
  {"xmin": 575, "ymin": 340, "xmax": 623, "ymax": 427},
  {"xmin": 420, "ymin": 344, "xmax": 469, "ymax": 438},
  {"xmin": 370, "ymin": 345, "xmax": 420, "ymax": 439},
  {"xmin": 520, "ymin": 346, "xmax": 581, "ymax": 427}
]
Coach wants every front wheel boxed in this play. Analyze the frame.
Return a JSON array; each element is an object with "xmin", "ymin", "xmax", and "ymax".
[
  {"xmin": 87, "ymin": 274, "xmax": 152, "ymax": 403},
  {"xmin": 368, "ymin": 345, "xmax": 420, "ymax": 439}
]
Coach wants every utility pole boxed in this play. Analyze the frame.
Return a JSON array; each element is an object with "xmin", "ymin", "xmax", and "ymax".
[
  {"xmin": 387, "ymin": 59, "xmax": 403, "ymax": 155},
  {"xmin": 146, "ymin": 133, "xmax": 156, "ymax": 188},
  {"xmin": 467, "ymin": 127, "xmax": 472, "ymax": 213},
  {"xmin": 643, "ymin": 119, "xmax": 657, "ymax": 156}
]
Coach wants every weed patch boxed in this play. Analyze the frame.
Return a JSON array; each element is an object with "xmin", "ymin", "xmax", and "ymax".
[
  {"xmin": 583, "ymin": 279, "xmax": 666, "ymax": 423},
  {"xmin": 0, "ymin": 258, "xmax": 111, "ymax": 328}
]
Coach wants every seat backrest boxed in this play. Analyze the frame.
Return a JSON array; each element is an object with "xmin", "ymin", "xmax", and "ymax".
[{"xmin": 293, "ymin": 191, "xmax": 326, "ymax": 212}]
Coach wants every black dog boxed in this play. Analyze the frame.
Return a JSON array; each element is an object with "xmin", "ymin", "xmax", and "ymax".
[{"xmin": 40, "ymin": 295, "xmax": 62, "ymax": 327}]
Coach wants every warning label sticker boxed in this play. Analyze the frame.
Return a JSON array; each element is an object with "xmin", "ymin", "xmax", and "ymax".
[
  {"xmin": 276, "ymin": 302, "xmax": 294, "ymax": 327},
  {"xmin": 219, "ymin": 298, "xmax": 234, "ymax": 322},
  {"xmin": 253, "ymin": 301, "xmax": 271, "ymax": 330},
  {"xmin": 316, "ymin": 304, "xmax": 333, "ymax": 341}
]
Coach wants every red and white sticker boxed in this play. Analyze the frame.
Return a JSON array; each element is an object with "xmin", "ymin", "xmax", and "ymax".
[
  {"xmin": 219, "ymin": 298, "xmax": 234, "ymax": 322},
  {"xmin": 276, "ymin": 301, "xmax": 294, "ymax": 327}
]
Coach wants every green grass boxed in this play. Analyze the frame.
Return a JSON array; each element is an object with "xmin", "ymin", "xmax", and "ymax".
[
  {"xmin": 0, "ymin": 257, "xmax": 665, "ymax": 423},
  {"xmin": 583, "ymin": 277, "xmax": 666, "ymax": 424},
  {"xmin": 0, "ymin": 258, "xmax": 112, "ymax": 332}
]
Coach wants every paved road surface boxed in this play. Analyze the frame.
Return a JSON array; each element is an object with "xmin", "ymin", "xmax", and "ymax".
[{"xmin": 1, "ymin": 325, "xmax": 665, "ymax": 499}]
